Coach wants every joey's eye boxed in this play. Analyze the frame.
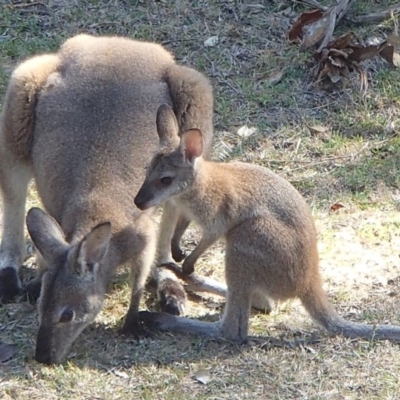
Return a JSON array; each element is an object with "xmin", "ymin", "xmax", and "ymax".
[
  {"xmin": 59, "ymin": 308, "xmax": 75, "ymax": 323},
  {"xmin": 160, "ymin": 176, "xmax": 173, "ymax": 185}
]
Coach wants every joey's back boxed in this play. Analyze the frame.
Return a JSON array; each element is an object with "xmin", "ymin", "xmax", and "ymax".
[
  {"xmin": 181, "ymin": 161, "xmax": 316, "ymax": 239},
  {"xmin": 32, "ymin": 34, "xmax": 175, "ymax": 226}
]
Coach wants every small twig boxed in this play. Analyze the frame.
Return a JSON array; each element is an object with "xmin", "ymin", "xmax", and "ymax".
[
  {"xmin": 11, "ymin": 1, "xmax": 46, "ymax": 8},
  {"xmin": 348, "ymin": 3, "xmax": 400, "ymax": 24},
  {"xmin": 284, "ymin": 142, "xmax": 370, "ymax": 174},
  {"xmin": 293, "ymin": 0, "xmax": 328, "ymax": 12}
]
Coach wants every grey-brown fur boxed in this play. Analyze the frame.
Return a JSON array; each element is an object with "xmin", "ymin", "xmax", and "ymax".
[
  {"xmin": 135, "ymin": 105, "xmax": 400, "ymax": 342},
  {"xmin": 0, "ymin": 34, "xmax": 213, "ymax": 363}
]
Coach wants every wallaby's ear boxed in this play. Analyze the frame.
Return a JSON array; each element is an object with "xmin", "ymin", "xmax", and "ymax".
[
  {"xmin": 76, "ymin": 222, "xmax": 112, "ymax": 276},
  {"xmin": 180, "ymin": 129, "xmax": 203, "ymax": 163},
  {"xmin": 156, "ymin": 104, "xmax": 179, "ymax": 147},
  {"xmin": 26, "ymin": 207, "xmax": 68, "ymax": 261}
]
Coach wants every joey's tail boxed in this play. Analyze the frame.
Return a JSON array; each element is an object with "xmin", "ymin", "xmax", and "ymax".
[{"xmin": 300, "ymin": 283, "xmax": 400, "ymax": 341}]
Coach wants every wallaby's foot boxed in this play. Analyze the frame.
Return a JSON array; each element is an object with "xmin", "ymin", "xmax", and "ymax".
[
  {"xmin": 120, "ymin": 312, "xmax": 153, "ymax": 339},
  {"xmin": 24, "ymin": 278, "xmax": 42, "ymax": 304},
  {"xmin": 138, "ymin": 310, "xmax": 166, "ymax": 330},
  {"xmin": 0, "ymin": 268, "xmax": 21, "ymax": 303},
  {"xmin": 157, "ymin": 263, "xmax": 187, "ymax": 315},
  {"xmin": 139, "ymin": 310, "xmax": 221, "ymax": 338},
  {"xmin": 171, "ymin": 245, "xmax": 186, "ymax": 263}
]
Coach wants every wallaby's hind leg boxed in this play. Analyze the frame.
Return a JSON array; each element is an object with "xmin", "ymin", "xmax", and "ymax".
[
  {"xmin": 0, "ymin": 153, "xmax": 32, "ymax": 302},
  {"xmin": 0, "ymin": 54, "xmax": 59, "ymax": 303},
  {"xmin": 154, "ymin": 200, "xmax": 187, "ymax": 315},
  {"xmin": 171, "ymin": 215, "xmax": 190, "ymax": 262}
]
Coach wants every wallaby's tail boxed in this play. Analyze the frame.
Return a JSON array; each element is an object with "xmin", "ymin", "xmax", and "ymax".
[
  {"xmin": 1, "ymin": 54, "xmax": 60, "ymax": 160},
  {"xmin": 300, "ymin": 282, "xmax": 400, "ymax": 341}
]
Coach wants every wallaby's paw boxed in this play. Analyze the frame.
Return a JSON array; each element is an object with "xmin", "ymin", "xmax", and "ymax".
[
  {"xmin": 0, "ymin": 268, "xmax": 21, "ymax": 304},
  {"xmin": 171, "ymin": 245, "xmax": 186, "ymax": 263},
  {"xmin": 158, "ymin": 262, "xmax": 184, "ymax": 279},
  {"xmin": 157, "ymin": 275, "xmax": 186, "ymax": 316},
  {"xmin": 24, "ymin": 279, "xmax": 42, "ymax": 304},
  {"xmin": 253, "ymin": 301, "xmax": 273, "ymax": 314}
]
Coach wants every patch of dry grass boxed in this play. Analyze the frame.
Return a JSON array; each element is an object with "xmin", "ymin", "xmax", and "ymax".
[{"xmin": 1, "ymin": 0, "xmax": 400, "ymax": 399}]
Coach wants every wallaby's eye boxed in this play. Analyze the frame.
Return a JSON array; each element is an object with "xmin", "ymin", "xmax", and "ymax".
[
  {"xmin": 160, "ymin": 176, "xmax": 173, "ymax": 185},
  {"xmin": 59, "ymin": 308, "xmax": 75, "ymax": 323}
]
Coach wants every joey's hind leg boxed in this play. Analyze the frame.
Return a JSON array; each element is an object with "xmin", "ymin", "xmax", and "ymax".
[
  {"xmin": 155, "ymin": 200, "xmax": 187, "ymax": 315},
  {"xmin": 219, "ymin": 243, "xmax": 254, "ymax": 341},
  {"xmin": 0, "ymin": 155, "xmax": 32, "ymax": 303}
]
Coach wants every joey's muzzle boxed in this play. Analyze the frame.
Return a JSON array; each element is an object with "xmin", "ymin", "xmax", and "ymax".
[{"xmin": 134, "ymin": 187, "xmax": 152, "ymax": 211}]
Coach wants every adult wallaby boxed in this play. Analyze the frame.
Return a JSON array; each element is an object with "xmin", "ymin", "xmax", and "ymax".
[
  {"xmin": 0, "ymin": 34, "xmax": 213, "ymax": 364},
  {"xmin": 135, "ymin": 104, "xmax": 400, "ymax": 342}
]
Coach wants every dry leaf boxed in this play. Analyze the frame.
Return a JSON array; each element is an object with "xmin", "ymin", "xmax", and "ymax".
[
  {"xmin": 309, "ymin": 125, "xmax": 328, "ymax": 134},
  {"xmin": 204, "ymin": 36, "xmax": 218, "ymax": 47},
  {"xmin": 311, "ymin": 32, "xmax": 394, "ymax": 90},
  {"xmin": 288, "ymin": 9, "xmax": 324, "ymax": 43},
  {"xmin": 0, "ymin": 342, "xmax": 18, "ymax": 363},
  {"xmin": 330, "ymin": 203, "xmax": 345, "ymax": 211},
  {"xmin": 195, "ymin": 369, "xmax": 211, "ymax": 384},
  {"xmin": 237, "ymin": 125, "xmax": 257, "ymax": 138},
  {"xmin": 268, "ymin": 69, "xmax": 284, "ymax": 85},
  {"xmin": 113, "ymin": 370, "xmax": 129, "ymax": 379},
  {"xmin": 301, "ymin": 13, "xmax": 331, "ymax": 50},
  {"xmin": 206, "ymin": 302, "xmax": 221, "ymax": 309}
]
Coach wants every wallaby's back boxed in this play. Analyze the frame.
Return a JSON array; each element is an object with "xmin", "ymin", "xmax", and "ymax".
[{"xmin": 33, "ymin": 35, "xmax": 175, "ymax": 229}]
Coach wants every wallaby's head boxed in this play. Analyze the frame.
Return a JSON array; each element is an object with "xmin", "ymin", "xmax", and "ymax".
[
  {"xmin": 135, "ymin": 104, "xmax": 204, "ymax": 210},
  {"xmin": 26, "ymin": 207, "xmax": 112, "ymax": 364}
]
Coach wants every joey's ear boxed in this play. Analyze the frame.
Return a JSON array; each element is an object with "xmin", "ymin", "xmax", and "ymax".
[
  {"xmin": 26, "ymin": 207, "xmax": 68, "ymax": 261},
  {"xmin": 76, "ymin": 222, "xmax": 112, "ymax": 276},
  {"xmin": 180, "ymin": 129, "xmax": 203, "ymax": 163},
  {"xmin": 156, "ymin": 104, "xmax": 179, "ymax": 147}
]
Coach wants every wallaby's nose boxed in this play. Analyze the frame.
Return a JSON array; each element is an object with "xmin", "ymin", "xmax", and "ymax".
[
  {"xmin": 35, "ymin": 326, "xmax": 55, "ymax": 364},
  {"xmin": 35, "ymin": 351, "xmax": 52, "ymax": 365}
]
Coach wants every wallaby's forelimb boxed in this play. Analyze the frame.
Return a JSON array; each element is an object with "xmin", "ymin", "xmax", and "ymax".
[
  {"xmin": 171, "ymin": 216, "xmax": 190, "ymax": 262},
  {"xmin": 121, "ymin": 229, "xmax": 156, "ymax": 335},
  {"xmin": 181, "ymin": 233, "xmax": 220, "ymax": 275},
  {"xmin": 154, "ymin": 200, "xmax": 187, "ymax": 314}
]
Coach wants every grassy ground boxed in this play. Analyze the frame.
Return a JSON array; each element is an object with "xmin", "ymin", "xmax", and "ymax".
[{"xmin": 1, "ymin": 0, "xmax": 400, "ymax": 399}]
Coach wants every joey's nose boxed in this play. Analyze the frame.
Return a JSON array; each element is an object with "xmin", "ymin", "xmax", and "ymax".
[{"xmin": 134, "ymin": 190, "xmax": 150, "ymax": 211}]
